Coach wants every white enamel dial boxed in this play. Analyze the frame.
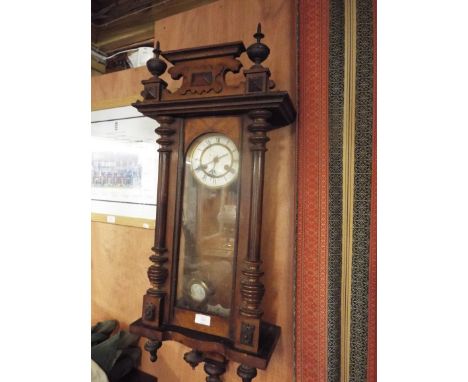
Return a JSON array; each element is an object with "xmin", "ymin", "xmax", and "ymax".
[
  {"xmin": 190, "ymin": 282, "xmax": 207, "ymax": 302},
  {"xmin": 189, "ymin": 133, "xmax": 239, "ymax": 188}
]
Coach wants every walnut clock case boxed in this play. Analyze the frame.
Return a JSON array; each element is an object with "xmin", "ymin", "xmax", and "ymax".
[{"xmin": 129, "ymin": 25, "xmax": 296, "ymax": 382}]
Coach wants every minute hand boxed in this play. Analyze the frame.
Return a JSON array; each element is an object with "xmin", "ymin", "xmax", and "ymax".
[{"xmin": 202, "ymin": 153, "xmax": 229, "ymax": 168}]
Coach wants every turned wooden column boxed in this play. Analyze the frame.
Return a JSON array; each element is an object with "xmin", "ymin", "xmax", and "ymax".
[
  {"xmin": 134, "ymin": 41, "xmax": 177, "ymax": 335},
  {"xmin": 149, "ymin": 115, "xmax": 176, "ymax": 292},
  {"xmin": 142, "ymin": 115, "xmax": 176, "ymax": 330},
  {"xmin": 235, "ymin": 109, "xmax": 271, "ymax": 357},
  {"xmin": 241, "ymin": 109, "xmax": 270, "ymax": 317}
]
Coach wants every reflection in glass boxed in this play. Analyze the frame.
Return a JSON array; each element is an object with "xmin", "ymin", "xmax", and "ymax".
[{"xmin": 176, "ymin": 133, "xmax": 240, "ymax": 318}]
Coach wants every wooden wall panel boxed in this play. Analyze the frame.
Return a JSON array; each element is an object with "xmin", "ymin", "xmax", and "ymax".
[
  {"xmin": 154, "ymin": 0, "xmax": 296, "ymax": 103},
  {"xmin": 91, "ymin": 66, "xmax": 147, "ymax": 110},
  {"xmin": 148, "ymin": 0, "xmax": 297, "ymax": 381},
  {"xmin": 91, "ymin": 65, "xmax": 161, "ymax": 375},
  {"xmin": 91, "ymin": 63, "xmax": 157, "ymax": 330},
  {"xmin": 91, "ymin": 222, "xmax": 153, "ymax": 327},
  {"xmin": 91, "ymin": 1, "xmax": 296, "ymax": 381}
]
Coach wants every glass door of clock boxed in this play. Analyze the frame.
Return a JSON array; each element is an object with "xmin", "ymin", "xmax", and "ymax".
[{"xmin": 175, "ymin": 133, "xmax": 240, "ymax": 318}]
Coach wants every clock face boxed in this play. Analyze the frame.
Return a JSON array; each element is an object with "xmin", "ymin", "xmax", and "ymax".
[
  {"xmin": 190, "ymin": 282, "xmax": 207, "ymax": 303},
  {"xmin": 189, "ymin": 134, "xmax": 239, "ymax": 188}
]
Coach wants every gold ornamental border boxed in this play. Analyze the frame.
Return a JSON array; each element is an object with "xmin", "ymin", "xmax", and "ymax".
[{"xmin": 340, "ymin": 0, "xmax": 357, "ymax": 381}]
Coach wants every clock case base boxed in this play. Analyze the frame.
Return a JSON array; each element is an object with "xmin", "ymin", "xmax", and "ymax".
[{"xmin": 129, "ymin": 318, "xmax": 280, "ymax": 370}]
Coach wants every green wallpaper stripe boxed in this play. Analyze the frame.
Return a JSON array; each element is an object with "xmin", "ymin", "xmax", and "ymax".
[
  {"xmin": 349, "ymin": 0, "xmax": 374, "ymax": 381},
  {"xmin": 328, "ymin": 0, "xmax": 345, "ymax": 381}
]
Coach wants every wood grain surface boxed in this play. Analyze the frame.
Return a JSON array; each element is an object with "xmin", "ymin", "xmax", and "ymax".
[
  {"xmin": 91, "ymin": 66, "xmax": 147, "ymax": 110},
  {"xmin": 91, "ymin": 222, "xmax": 153, "ymax": 328},
  {"xmin": 91, "ymin": 1, "xmax": 296, "ymax": 381}
]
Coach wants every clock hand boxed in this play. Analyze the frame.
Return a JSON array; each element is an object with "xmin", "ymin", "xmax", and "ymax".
[
  {"xmin": 224, "ymin": 164, "xmax": 236, "ymax": 173},
  {"xmin": 210, "ymin": 156, "xmax": 228, "ymax": 176},
  {"xmin": 193, "ymin": 162, "xmax": 216, "ymax": 175},
  {"xmin": 193, "ymin": 163, "xmax": 208, "ymax": 171},
  {"xmin": 201, "ymin": 153, "xmax": 229, "ymax": 168}
]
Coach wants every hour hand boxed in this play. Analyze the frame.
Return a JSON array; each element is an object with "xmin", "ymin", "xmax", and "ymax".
[{"xmin": 193, "ymin": 163, "xmax": 208, "ymax": 172}]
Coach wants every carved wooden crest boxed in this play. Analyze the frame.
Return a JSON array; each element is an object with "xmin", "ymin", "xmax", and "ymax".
[
  {"xmin": 165, "ymin": 41, "xmax": 245, "ymax": 96},
  {"xmin": 137, "ymin": 24, "xmax": 279, "ymax": 105}
]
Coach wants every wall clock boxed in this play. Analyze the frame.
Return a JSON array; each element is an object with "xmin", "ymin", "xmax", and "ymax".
[{"xmin": 129, "ymin": 24, "xmax": 296, "ymax": 382}]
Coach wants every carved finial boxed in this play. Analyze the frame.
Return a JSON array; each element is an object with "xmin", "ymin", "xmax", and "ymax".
[
  {"xmin": 154, "ymin": 41, "xmax": 161, "ymax": 58},
  {"xmin": 146, "ymin": 40, "xmax": 167, "ymax": 77},
  {"xmin": 247, "ymin": 23, "xmax": 270, "ymax": 66},
  {"xmin": 254, "ymin": 23, "xmax": 264, "ymax": 43}
]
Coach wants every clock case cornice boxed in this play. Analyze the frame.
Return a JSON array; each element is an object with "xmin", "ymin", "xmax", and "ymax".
[
  {"xmin": 133, "ymin": 91, "xmax": 295, "ymax": 129},
  {"xmin": 162, "ymin": 40, "xmax": 246, "ymax": 64}
]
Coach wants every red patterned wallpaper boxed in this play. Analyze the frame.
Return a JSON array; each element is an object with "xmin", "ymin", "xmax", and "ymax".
[{"xmin": 296, "ymin": 0, "xmax": 329, "ymax": 381}]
